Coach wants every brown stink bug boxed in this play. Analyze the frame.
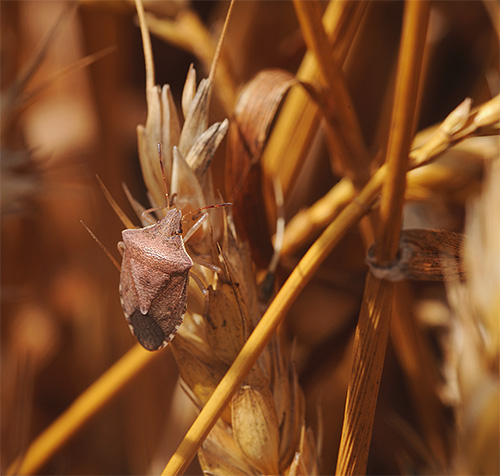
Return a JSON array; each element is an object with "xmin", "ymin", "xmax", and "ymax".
[
  {"xmin": 118, "ymin": 143, "xmax": 230, "ymax": 351},
  {"xmin": 119, "ymin": 207, "xmax": 193, "ymax": 351}
]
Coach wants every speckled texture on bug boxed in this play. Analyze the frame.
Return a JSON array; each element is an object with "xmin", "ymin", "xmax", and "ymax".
[{"xmin": 119, "ymin": 208, "xmax": 193, "ymax": 351}]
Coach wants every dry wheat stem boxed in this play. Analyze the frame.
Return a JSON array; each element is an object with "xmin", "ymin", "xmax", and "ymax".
[
  {"xmin": 162, "ymin": 163, "xmax": 387, "ymax": 476},
  {"xmin": 336, "ymin": 1, "xmax": 430, "ymax": 474},
  {"xmin": 263, "ymin": 0, "xmax": 367, "ymax": 202},
  {"xmin": 292, "ymin": 0, "xmax": 371, "ymax": 188},
  {"xmin": 282, "ymin": 94, "xmax": 499, "ymax": 255},
  {"xmin": 6, "ymin": 344, "xmax": 159, "ymax": 476},
  {"xmin": 292, "ymin": 0, "xmax": 365, "ymax": 149},
  {"xmin": 376, "ymin": 1, "xmax": 429, "ymax": 263}
]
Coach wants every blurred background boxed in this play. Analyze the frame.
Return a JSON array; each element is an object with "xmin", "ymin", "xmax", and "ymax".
[{"xmin": 1, "ymin": 1, "xmax": 498, "ymax": 474}]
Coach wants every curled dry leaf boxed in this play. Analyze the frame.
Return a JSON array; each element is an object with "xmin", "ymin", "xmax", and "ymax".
[
  {"xmin": 366, "ymin": 229, "xmax": 465, "ymax": 282},
  {"xmin": 226, "ymin": 68, "xmax": 295, "ymax": 268}
]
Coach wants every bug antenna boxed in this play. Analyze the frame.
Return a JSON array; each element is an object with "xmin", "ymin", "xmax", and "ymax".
[
  {"xmin": 81, "ymin": 221, "xmax": 121, "ymax": 271},
  {"xmin": 96, "ymin": 175, "xmax": 135, "ymax": 229},
  {"xmin": 182, "ymin": 203, "xmax": 232, "ymax": 221},
  {"xmin": 157, "ymin": 143, "xmax": 170, "ymax": 208}
]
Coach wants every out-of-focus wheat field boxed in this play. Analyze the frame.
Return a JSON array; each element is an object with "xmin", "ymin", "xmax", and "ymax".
[{"xmin": 1, "ymin": 1, "xmax": 498, "ymax": 475}]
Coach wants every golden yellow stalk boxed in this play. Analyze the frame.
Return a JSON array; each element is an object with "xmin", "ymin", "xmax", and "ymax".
[
  {"xmin": 376, "ymin": 3, "xmax": 429, "ymax": 262},
  {"xmin": 281, "ymin": 95, "xmax": 499, "ymax": 255},
  {"xmin": 336, "ymin": 1, "xmax": 430, "ymax": 474},
  {"xmin": 292, "ymin": 0, "xmax": 370, "ymax": 184},
  {"xmin": 262, "ymin": 0, "xmax": 367, "ymax": 201},
  {"xmin": 6, "ymin": 345, "xmax": 160, "ymax": 476},
  {"xmin": 162, "ymin": 159, "xmax": 391, "ymax": 475}
]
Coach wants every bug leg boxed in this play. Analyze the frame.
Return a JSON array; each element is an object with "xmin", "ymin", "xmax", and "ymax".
[
  {"xmin": 183, "ymin": 212, "xmax": 208, "ymax": 243},
  {"xmin": 190, "ymin": 272, "xmax": 210, "ymax": 316},
  {"xmin": 141, "ymin": 203, "xmax": 169, "ymax": 224},
  {"xmin": 259, "ymin": 177, "xmax": 285, "ymax": 304},
  {"xmin": 192, "ymin": 256, "xmax": 221, "ymax": 274}
]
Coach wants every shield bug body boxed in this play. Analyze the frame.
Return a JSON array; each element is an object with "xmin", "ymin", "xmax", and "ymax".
[{"xmin": 119, "ymin": 208, "xmax": 193, "ymax": 351}]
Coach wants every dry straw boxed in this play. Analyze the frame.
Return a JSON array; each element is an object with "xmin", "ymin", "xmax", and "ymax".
[{"xmin": 337, "ymin": 3, "xmax": 430, "ymax": 473}]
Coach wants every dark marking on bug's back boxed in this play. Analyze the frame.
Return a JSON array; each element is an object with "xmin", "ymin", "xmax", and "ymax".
[{"xmin": 128, "ymin": 310, "xmax": 165, "ymax": 351}]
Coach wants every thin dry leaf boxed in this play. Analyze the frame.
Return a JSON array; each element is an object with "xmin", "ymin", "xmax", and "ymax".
[{"xmin": 366, "ymin": 229, "xmax": 465, "ymax": 282}]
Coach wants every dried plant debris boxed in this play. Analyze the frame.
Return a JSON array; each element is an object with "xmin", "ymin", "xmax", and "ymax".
[
  {"xmin": 441, "ymin": 161, "xmax": 500, "ymax": 476},
  {"xmin": 366, "ymin": 229, "xmax": 465, "ymax": 282},
  {"xmin": 226, "ymin": 69, "xmax": 295, "ymax": 268}
]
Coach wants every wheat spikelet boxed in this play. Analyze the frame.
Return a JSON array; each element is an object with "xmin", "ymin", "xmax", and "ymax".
[
  {"xmin": 144, "ymin": 61, "xmax": 317, "ymax": 476},
  {"xmin": 131, "ymin": 2, "xmax": 319, "ymax": 473}
]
